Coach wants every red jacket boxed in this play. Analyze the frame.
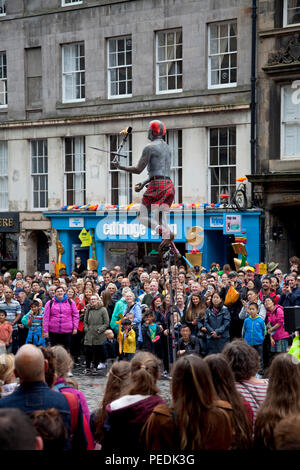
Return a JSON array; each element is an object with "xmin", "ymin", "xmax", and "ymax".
[{"xmin": 259, "ymin": 290, "xmax": 279, "ymax": 305}]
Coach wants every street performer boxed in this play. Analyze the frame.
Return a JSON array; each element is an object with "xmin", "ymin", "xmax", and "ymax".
[{"xmin": 114, "ymin": 120, "xmax": 179, "ymax": 255}]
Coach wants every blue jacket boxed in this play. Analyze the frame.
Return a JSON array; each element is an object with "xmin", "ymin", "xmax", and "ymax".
[
  {"xmin": 0, "ymin": 381, "xmax": 87, "ymax": 450},
  {"xmin": 242, "ymin": 315, "xmax": 266, "ymax": 346}
]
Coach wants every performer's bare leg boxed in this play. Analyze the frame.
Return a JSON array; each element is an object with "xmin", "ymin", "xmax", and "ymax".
[
  {"xmin": 138, "ymin": 203, "xmax": 173, "ymax": 239},
  {"xmin": 138, "ymin": 203, "xmax": 179, "ymax": 255}
]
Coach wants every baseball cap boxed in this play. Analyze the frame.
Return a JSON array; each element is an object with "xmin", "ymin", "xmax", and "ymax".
[
  {"xmin": 101, "ymin": 267, "xmax": 108, "ymax": 272},
  {"xmin": 14, "ymin": 288, "xmax": 25, "ymax": 294}
]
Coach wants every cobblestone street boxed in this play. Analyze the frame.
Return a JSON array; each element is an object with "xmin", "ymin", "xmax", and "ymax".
[{"xmin": 72, "ymin": 365, "xmax": 172, "ymax": 413}]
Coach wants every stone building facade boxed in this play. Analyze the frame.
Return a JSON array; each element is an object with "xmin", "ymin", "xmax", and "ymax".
[
  {"xmin": 0, "ymin": 0, "xmax": 254, "ymax": 274},
  {"xmin": 249, "ymin": 0, "xmax": 300, "ymax": 272}
]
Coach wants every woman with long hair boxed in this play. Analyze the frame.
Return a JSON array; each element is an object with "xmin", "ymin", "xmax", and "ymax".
[
  {"xmin": 91, "ymin": 361, "xmax": 131, "ymax": 446},
  {"xmin": 204, "ymin": 292, "xmax": 231, "ymax": 354},
  {"xmin": 142, "ymin": 354, "xmax": 233, "ymax": 450},
  {"xmin": 150, "ymin": 295, "xmax": 163, "ymax": 321},
  {"xmin": 204, "ymin": 354, "xmax": 253, "ymax": 449},
  {"xmin": 254, "ymin": 353, "xmax": 300, "ymax": 449},
  {"xmin": 84, "ymin": 279, "xmax": 97, "ymax": 294},
  {"xmin": 158, "ymin": 294, "xmax": 172, "ymax": 377},
  {"xmin": 184, "ymin": 294, "xmax": 204, "ymax": 337},
  {"xmin": 101, "ymin": 289, "xmax": 115, "ymax": 320},
  {"xmin": 222, "ymin": 339, "xmax": 268, "ymax": 423},
  {"xmin": 102, "ymin": 352, "xmax": 164, "ymax": 450}
]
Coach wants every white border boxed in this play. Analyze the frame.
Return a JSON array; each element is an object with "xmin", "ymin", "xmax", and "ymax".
[{"xmin": 207, "ymin": 21, "xmax": 237, "ymax": 90}]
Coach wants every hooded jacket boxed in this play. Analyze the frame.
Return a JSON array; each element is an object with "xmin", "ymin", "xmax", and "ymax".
[
  {"xmin": 102, "ymin": 394, "xmax": 165, "ymax": 451},
  {"xmin": 43, "ymin": 295, "xmax": 79, "ymax": 334},
  {"xmin": 84, "ymin": 300, "xmax": 110, "ymax": 346}
]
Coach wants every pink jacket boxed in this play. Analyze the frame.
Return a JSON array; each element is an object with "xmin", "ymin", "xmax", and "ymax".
[
  {"xmin": 43, "ymin": 297, "xmax": 79, "ymax": 334},
  {"xmin": 266, "ymin": 305, "xmax": 289, "ymax": 341}
]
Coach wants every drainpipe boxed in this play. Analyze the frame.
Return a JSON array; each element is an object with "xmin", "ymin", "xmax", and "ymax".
[{"xmin": 251, "ymin": 0, "xmax": 257, "ymax": 178}]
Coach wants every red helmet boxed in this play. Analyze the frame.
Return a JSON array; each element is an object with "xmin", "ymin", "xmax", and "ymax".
[{"xmin": 148, "ymin": 120, "xmax": 166, "ymax": 137}]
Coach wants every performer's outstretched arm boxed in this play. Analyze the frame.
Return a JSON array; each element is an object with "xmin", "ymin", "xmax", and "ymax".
[{"xmin": 115, "ymin": 147, "xmax": 149, "ymax": 174}]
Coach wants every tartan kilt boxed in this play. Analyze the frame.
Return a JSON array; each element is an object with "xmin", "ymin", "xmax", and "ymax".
[{"xmin": 142, "ymin": 179, "xmax": 175, "ymax": 209}]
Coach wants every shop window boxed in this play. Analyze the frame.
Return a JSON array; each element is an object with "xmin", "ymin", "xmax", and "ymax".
[
  {"xmin": 64, "ymin": 136, "xmax": 86, "ymax": 205},
  {"xmin": 31, "ymin": 140, "xmax": 48, "ymax": 209},
  {"xmin": 0, "ymin": 1, "xmax": 5, "ymax": 16},
  {"xmin": 208, "ymin": 21, "xmax": 237, "ymax": 89},
  {"xmin": 208, "ymin": 127, "xmax": 236, "ymax": 203},
  {"xmin": 62, "ymin": 43, "xmax": 85, "ymax": 103},
  {"xmin": 283, "ymin": 0, "xmax": 300, "ymax": 26},
  {"xmin": 281, "ymin": 84, "xmax": 300, "ymax": 159},
  {"xmin": 107, "ymin": 36, "xmax": 132, "ymax": 98},
  {"xmin": 108, "ymin": 133, "xmax": 132, "ymax": 205},
  {"xmin": 156, "ymin": 29, "xmax": 182, "ymax": 94},
  {"xmin": 165, "ymin": 130, "xmax": 183, "ymax": 203},
  {"xmin": 0, "ymin": 233, "xmax": 18, "ymax": 265},
  {"xmin": 0, "ymin": 52, "xmax": 7, "ymax": 106},
  {"xmin": 0, "ymin": 141, "xmax": 8, "ymax": 210}
]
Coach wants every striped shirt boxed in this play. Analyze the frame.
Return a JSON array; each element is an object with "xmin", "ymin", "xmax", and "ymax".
[
  {"xmin": 0, "ymin": 300, "xmax": 21, "ymax": 331},
  {"xmin": 235, "ymin": 379, "xmax": 268, "ymax": 422}
]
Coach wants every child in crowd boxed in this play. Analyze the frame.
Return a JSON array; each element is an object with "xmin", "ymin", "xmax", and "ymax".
[
  {"xmin": 126, "ymin": 312, "xmax": 139, "ymax": 348},
  {"xmin": 103, "ymin": 329, "xmax": 119, "ymax": 371},
  {"xmin": 0, "ymin": 310, "xmax": 13, "ymax": 353},
  {"xmin": 242, "ymin": 302, "xmax": 266, "ymax": 376},
  {"xmin": 177, "ymin": 324, "xmax": 200, "ymax": 357},
  {"xmin": 141, "ymin": 311, "xmax": 162, "ymax": 358},
  {"xmin": 0, "ymin": 353, "xmax": 18, "ymax": 398},
  {"xmin": 120, "ymin": 319, "xmax": 136, "ymax": 361},
  {"xmin": 21, "ymin": 300, "xmax": 45, "ymax": 347}
]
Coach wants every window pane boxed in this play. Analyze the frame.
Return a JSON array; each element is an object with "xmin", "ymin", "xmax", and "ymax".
[
  {"xmin": 219, "ymin": 147, "xmax": 228, "ymax": 165},
  {"xmin": 210, "ymin": 128, "xmax": 219, "ymax": 147},
  {"xmin": 210, "ymin": 147, "xmax": 218, "ymax": 166},
  {"xmin": 219, "ymin": 128, "xmax": 228, "ymax": 146},
  {"xmin": 211, "ymin": 167, "xmax": 219, "ymax": 186}
]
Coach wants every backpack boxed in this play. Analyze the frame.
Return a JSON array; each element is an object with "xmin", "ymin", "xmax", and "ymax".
[
  {"xmin": 54, "ymin": 383, "xmax": 94, "ymax": 450},
  {"xmin": 63, "ymin": 391, "xmax": 79, "ymax": 441},
  {"xmin": 50, "ymin": 298, "xmax": 72, "ymax": 311}
]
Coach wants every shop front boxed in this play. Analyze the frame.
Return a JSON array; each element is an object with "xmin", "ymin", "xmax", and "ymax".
[{"xmin": 44, "ymin": 208, "xmax": 261, "ymax": 274}]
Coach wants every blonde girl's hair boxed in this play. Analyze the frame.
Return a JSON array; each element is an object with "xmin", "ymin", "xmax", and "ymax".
[
  {"xmin": 0, "ymin": 354, "xmax": 15, "ymax": 393},
  {"xmin": 95, "ymin": 361, "xmax": 131, "ymax": 444},
  {"xmin": 51, "ymin": 345, "xmax": 73, "ymax": 379},
  {"xmin": 125, "ymin": 351, "xmax": 162, "ymax": 396}
]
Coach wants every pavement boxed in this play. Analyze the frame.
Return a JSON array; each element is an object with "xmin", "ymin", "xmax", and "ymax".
[{"xmin": 71, "ymin": 362, "xmax": 172, "ymax": 413}]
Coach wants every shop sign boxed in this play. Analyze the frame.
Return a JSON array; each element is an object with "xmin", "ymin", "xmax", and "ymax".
[
  {"xmin": 0, "ymin": 212, "xmax": 19, "ymax": 233},
  {"xmin": 210, "ymin": 216, "xmax": 223, "ymax": 228},
  {"xmin": 78, "ymin": 228, "xmax": 92, "ymax": 247},
  {"xmin": 69, "ymin": 217, "xmax": 84, "ymax": 228},
  {"xmin": 97, "ymin": 220, "xmax": 178, "ymax": 241},
  {"xmin": 224, "ymin": 214, "xmax": 242, "ymax": 234}
]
